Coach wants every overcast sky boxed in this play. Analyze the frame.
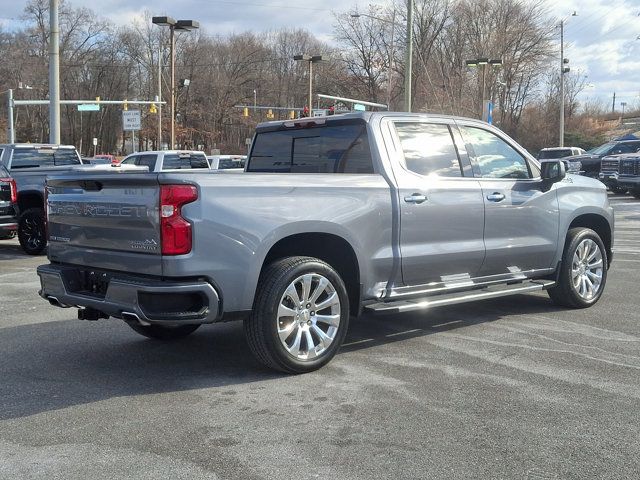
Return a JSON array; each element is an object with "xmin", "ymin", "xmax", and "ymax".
[{"xmin": 1, "ymin": 0, "xmax": 639, "ymax": 110}]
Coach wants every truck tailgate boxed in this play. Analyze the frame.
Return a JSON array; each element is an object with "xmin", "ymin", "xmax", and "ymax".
[{"xmin": 46, "ymin": 173, "xmax": 163, "ymax": 275}]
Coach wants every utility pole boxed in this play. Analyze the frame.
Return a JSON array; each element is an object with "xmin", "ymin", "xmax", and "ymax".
[
  {"xmin": 612, "ymin": 92, "xmax": 616, "ymax": 113},
  {"xmin": 7, "ymin": 89, "xmax": 15, "ymax": 143},
  {"xmin": 49, "ymin": 0, "xmax": 61, "ymax": 144},
  {"xmin": 169, "ymin": 26, "xmax": 175, "ymax": 149},
  {"xmin": 404, "ymin": 0, "xmax": 414, "ymax": 112},
  {"xmin": 559, "ymin": 19, "xmax": 565, "ymax": 148},
  {"xmin": 157, "ymin": 44, "xmax": 162, "ymax": 149}
]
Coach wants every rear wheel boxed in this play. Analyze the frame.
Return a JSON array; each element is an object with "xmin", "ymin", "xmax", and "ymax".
[
  {"xmin": 18, "ymin": 208, "xmax": 47, "ymax": 255},
  {"xmin": 244, "ymin": 256, "xmax": 350, "ymax": 374},
  {"xmin": 632, "ymin": 189, "xmax": 640, "ymax": 199},
  {"xmin": 612, "ymin": 186, "xmax": 627, "ymax": 194},
  {"xmin": 548, "ymin": 228, "xmax": 607, "ymax": 308},
  {"xmin": 126, "ymin": 322, "xmax": 200, "ymax": 340}
]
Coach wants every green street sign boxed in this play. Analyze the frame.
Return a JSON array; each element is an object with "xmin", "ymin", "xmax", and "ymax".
[{"xmin": 78, "ymin": 104, "xmax": 100, "ymax": 112}]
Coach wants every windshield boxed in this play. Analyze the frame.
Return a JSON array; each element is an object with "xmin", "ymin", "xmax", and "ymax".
[
  {"xmin": 539, "ymin": 149, "xmax": 571, "ymax": 159},
  {"xmin": 588, "ymin": 143, "xmax": 615, "ymax": 155}
]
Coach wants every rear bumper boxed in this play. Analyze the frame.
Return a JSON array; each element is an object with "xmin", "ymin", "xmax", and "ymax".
[
  {"xmin": 37, "ymin": 263, "xmax": 221, "ymax": 325},
  {"xmin": 618, "ymin": 177, "xmax": 640, "ymax": 189},
  {"xmin": 0, "ymin": 218, "xmax": 17, "ymax": 236}
]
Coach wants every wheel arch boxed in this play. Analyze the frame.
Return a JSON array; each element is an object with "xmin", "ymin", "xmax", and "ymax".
[
  {"xmin": 568, "ymin": 213, "xmax": 612, "ymax": 266},
  {"xmin": 17, "ymin": 190, "xmax": 44, "ymax": 212},
  {"xmin": 258, "ymin": 232, "xmax": 362, "ymax": 316}
]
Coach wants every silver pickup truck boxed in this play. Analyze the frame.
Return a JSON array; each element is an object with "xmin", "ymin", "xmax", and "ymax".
[{"xmin": 37, "ymin": 112, "xmax": 614, "ymax": 373}]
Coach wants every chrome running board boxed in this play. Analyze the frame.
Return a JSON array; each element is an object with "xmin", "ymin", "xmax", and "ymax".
[{"xmin": 364, "ymin": 280, "xmax": 556, "ymax": 314}]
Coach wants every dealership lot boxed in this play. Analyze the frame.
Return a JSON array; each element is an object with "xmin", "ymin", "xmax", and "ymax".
[{"xmin": 1, "ymin": 195, "xmax": 639, "ymax": 479}]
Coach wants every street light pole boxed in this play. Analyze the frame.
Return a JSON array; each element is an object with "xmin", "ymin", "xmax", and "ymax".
[
  {"xmin": 294, "ymin": 54, "xmax": 323, "ymax": 115},
  {"xmin": 404, "ymin": 0, "xmax": 414, "ymax": 112},
  {"xmin": 152, "ymin": 16, "xmax": 199, "ymax": 150},
  {"xmin": 49, "ymin": 0, "xmax": 60, "ymax": 144}
]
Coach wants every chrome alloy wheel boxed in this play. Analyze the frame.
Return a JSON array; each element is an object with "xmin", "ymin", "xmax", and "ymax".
[
  {"xmin": 277, "ymin": 273, "xmax": 341, "ymax": 361},
  {"xmin": 571, "ymin": 238, "xmax": 604, "ymax": 300}
]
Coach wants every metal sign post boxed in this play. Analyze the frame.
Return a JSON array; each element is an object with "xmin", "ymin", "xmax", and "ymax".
[{"xmin": 122, "ymin": 110, "xmax": 141, "ymax": 153}]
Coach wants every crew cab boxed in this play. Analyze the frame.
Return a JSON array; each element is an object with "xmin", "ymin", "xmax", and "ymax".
[
  {"xmin": 119, "ymin": 150, "xmax": 210, "ymax": 172},
  {"xmin": 37, "ymin": 113, "xmax": 614, "ymax": 373}
]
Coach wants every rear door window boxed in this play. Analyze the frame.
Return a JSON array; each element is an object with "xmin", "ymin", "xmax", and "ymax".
[
  {"xmin": 393, "ymin": 122, "xmax": 463, "ymax": 177},
  {"xmin": 248, "ymin": 122, "xmax": 374, "ymax": 173}
]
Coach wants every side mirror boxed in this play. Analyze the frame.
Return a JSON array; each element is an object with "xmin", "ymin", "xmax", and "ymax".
[{"xmin": 541, "ymin": 160, "xmax": 566, "ymax": 184}]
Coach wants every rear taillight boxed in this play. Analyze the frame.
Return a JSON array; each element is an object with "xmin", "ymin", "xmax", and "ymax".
[
  {"xmin": 0, "ymin": 178, "xmax": 17, "ymax": 204},
  {"xmin": 160, "ymin": 184, "xmax": 198, "ymax": 255}
]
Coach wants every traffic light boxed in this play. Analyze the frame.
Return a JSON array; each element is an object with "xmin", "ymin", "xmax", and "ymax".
[
  {"xmin": 123, "ymin": 99, "xmax": 128, "ymax": 111},
  {"xmin": 95, "ymin": 96, "xmax": 100, "ymax": 103},
  {"xmin": 267, "ymin": 109, "xmax": 274, "ymax": 119},
  {"xmin": 289, "ymin": 110, "xmax": 295, "ymax": 120},
  {"xmin": 243, "ymin": 107, "xmax": 249, "ymax": 117},
  {"xmin": 149, "ymin": 103, "xmax": 157, "ymax": 114},
  {"xmin": 562, "ymin": 58, "xmax": 570, "ymax": 74}
]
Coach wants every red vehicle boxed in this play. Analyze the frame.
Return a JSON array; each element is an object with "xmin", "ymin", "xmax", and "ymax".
[{"xmin": 93, "ymin": 154, "xmax": 117, "ymax": 165}]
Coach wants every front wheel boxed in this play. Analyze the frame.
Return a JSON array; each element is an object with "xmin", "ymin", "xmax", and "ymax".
[
  {"xmin": 18, "ymin": 208, "xmax": 47, "ymax": 255},
  {"xmin": 126, "ymin": 322, "xmax": 200, "ymax": 340},
  {"xmin": 244, "ymin": 256, "xmax": 350, "ymax": 374},
  {"xmin": 548, "ymin": 228, "xmax": 608, "ymax": 308}
]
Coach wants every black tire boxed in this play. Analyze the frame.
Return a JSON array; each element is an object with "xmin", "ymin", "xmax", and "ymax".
[
  {"xmin": 126, "ymin": 322, "xmax": 200, "ymax": 340},
  {"xmin": 632, "ymin": 189, "xmax": 640, "ymax": 200},
  {"xmin": 18, "ymin": 208, "xmax": 47, "ymax": 255},
  {"xmin": 244, "ymin": 256, "xmax": 350, "ymax": 374},
  {"xmin": 612, "ymin": 186, "xmax": 627, "ymax": 195},
  {"xmin": 547, "ymin": 228, "xmax": 608, "ymax": 308}
]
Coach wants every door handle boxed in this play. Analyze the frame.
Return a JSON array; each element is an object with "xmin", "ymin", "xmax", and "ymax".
[
  {"xmin": 404, "ymin": 193, "xmax": 427, "ymax": 204},
  {"xmin": 486, "ymin": 192, "xmax": 505, "ymax": 202}
]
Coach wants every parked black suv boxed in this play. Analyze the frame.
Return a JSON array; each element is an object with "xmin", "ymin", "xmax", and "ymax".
[
  {"xmin": 0, "ymin": 164, "xmax": 19, "ymax": 240},
  {"xmin": 571, "ymin": 139, "xmax": 640, "ymax": 179}
]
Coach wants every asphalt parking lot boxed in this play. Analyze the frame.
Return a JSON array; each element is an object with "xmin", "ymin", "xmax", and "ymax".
[{"xmin": 1, "ymin": 195, "xmax": 639, "ymax": 480}]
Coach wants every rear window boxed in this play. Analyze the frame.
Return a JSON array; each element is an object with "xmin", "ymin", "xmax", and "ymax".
[
  {"xmin": 10, "ymin": 148, "xmax": 80, "ymax": 169},
  {"xmin": 538, "ymin": 149, "xmax": 572, "ymax": 160},
  {"xmin": 219, "ymin": 158, "xmax": 246, "ymax": 169},
  {"xmin": 162, "ymin": 153, "xmax": 209, "ymax": 170},
  {"xmin": 248, "ymin": 123, "xmax": 374, "ymax": 173}
]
